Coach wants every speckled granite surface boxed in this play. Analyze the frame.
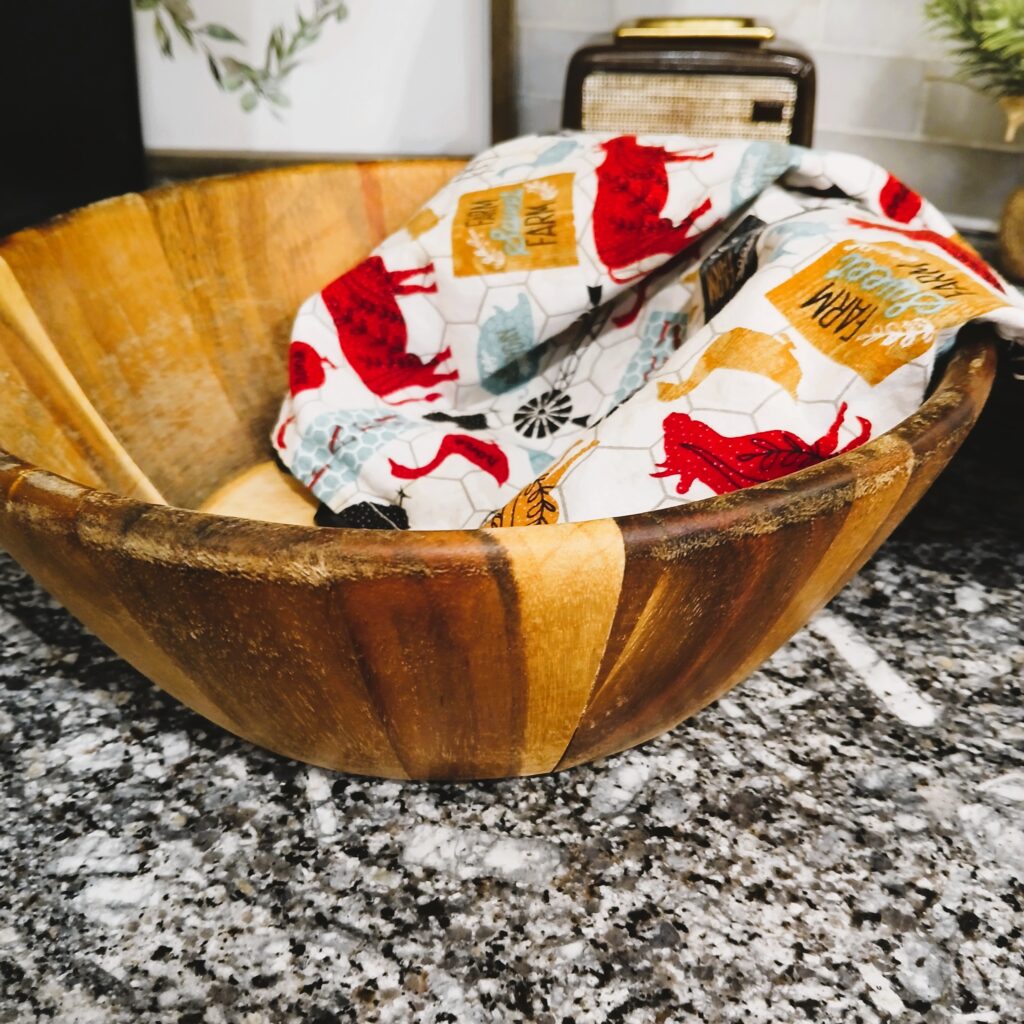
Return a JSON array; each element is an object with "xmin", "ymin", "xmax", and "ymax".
[{"xmin": 1, "ymin": 427, "xmax": 1021, "ymax": 1023}]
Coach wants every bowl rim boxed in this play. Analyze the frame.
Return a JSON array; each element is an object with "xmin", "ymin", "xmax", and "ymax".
[
  {"xmin": 0, "ymin": 333, "xmax": 996, "ymax": 579},
  {"xmin": 0, "ymin": 161, "xmax": 998, "ymax": 576}
]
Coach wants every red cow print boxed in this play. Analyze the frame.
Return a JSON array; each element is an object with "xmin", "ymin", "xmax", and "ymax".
[
  {"xmin": 652, "ymin": 403, "xmax": 871, "ymax": 495},
  {"xmin": 389, "ymin": 435, "xmax": 510, "ymax": 487},
  {"xmin": 878, "ymin": 174, "xmax": 922, "ymax": 224},
  {"xmin": 289, "ymin": 341, "xmax": 337, "ymax": 395},
  {"xmin": 321, "ymin": 256, "xmax": 458, "ymax": 402},
  {"xmin": 593, "ymin": 136, "xmax": 715, "ymax": 283}
]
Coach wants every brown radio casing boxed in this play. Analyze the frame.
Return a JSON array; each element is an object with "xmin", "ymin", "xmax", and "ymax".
[{"xmin": 562, "ymin": 20, "xmax": 816, "ymax": 146}]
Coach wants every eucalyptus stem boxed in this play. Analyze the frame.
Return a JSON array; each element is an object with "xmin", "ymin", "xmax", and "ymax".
[{"xmin": 133, "ymin": 0, "xmax": 349, "ymax": 114}]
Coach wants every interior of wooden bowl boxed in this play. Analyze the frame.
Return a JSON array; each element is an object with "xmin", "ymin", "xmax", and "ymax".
[
  {"xmin": 0, "ymin": 160, "xmax": 998, "ymax": 536},
  {"xmin": 0, "ymin": 160, "xmax": 467, "ymax": 525}
]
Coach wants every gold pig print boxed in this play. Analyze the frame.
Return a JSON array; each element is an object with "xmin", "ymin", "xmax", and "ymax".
[{"xmin": 657, "ymin": 328, "xmax": 803, "ymax": 402}]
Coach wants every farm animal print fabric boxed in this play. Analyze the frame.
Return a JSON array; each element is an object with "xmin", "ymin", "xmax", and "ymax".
[{"xmin": 273, "ymin": 133, "xmax": 1024, "ymax": 529}]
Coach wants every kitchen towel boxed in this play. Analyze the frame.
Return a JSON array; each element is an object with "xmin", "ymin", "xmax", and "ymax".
[{"xmin": 272, "ymin": 133, "xmax": 1024, "ymax": 529}]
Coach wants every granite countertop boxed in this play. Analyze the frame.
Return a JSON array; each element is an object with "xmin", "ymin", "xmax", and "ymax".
[{"xmin": 1, "ymin": 414, "xmax": 1022, "ymax": 1023}]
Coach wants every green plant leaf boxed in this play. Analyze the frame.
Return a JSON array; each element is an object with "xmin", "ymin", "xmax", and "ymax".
[
  {"xmin": 222, "ymin": 57, "xmax": 261, "ymax": 84},
  {"xmin": 267, "ymin": 26, "xmax": 285, "ymax": 67},
  {"xmin": 207, "ymin": 54, "xmax": 224, "ymax": 88},
  {"xmin": 136, "ymin": 0, "xmax": 351, "ymax": 116},
  {"xmin": 162, "ymin": 0, "xmax": 195, "ymax": 23},
  {"xmin": 202, "ymin": 23, "xmax": 244, "ymax": 43},
  {"xmin": 925, "ymin": 0, "xmax": 1024, "ymax": 96},
  {"xmin": 154, "ymin": 15, "xmax": 172, "ymax": 57}
]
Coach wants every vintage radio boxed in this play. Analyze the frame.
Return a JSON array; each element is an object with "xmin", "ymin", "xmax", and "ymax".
[{"xmin": 562, "ymin": 17, "xmax": 815, "ymax": 145}]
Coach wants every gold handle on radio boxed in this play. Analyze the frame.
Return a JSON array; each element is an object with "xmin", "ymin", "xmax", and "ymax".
[{"xmin": 615, "ymin": 17, "xmax": 776, "ymax": 42}]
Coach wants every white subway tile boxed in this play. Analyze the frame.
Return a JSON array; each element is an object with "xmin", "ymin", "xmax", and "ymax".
[
  {"xmin": 823, "ymin": 0, "xmax": 947, "ymax": 59},
  {"xmin": 815, "ymin": 52, "xmax": 926, "ymax": 136},
  {"xmin": 518, "ymin": 0, "xmax": 614, "ymax": 32},
  {"xmin": 922, "ymin": 65, "xmax": 1024, "ymax": 151},
  {"xmin": 517, "ymin": 25, "xmax": 598, "ymax": 101},
  {"xmin": 518, "ymin": 95, "xmax": 564, "ymax": 135}
]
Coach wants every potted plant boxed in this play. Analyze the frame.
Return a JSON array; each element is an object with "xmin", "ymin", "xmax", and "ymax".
[
  {"xmin": 926, "ymin": 0, "xmax": 1024, "ymax": 140},
  {"xmin": 925, "ymin": 0, "xmax": 1024, "ymax": 280}
]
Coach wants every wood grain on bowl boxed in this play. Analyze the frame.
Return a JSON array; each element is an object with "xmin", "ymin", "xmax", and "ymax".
[{"xmin": 0, "ymin": 162, "xmax": 998, "ymax": 780}]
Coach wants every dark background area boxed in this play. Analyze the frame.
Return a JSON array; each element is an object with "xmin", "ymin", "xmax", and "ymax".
[{"xmin": 0, "ymin": 0, "xmax": 146, "ymax": 236}]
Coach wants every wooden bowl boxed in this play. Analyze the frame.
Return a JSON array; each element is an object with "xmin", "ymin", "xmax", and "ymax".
[{"xmin": 0, "ymin": 162, "xmax": 996, "ymax": 780}]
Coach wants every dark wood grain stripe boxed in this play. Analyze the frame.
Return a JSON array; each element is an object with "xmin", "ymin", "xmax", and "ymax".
[{"xmin": 331, "ymin": 532, "xmax": 529, "ymax": 780}]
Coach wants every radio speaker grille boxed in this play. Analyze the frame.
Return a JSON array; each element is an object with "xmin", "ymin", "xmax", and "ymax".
[{"xmin": 581, "ymin": 72, "xmax": 798, "ymax": 140}]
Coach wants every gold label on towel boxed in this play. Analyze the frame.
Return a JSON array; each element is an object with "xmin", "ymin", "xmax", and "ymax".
[
  {"xmin": 452, "ymin": 174, "xmax": 578, "ymax": 277},
  {"xmin": 767, "ymin": 240, "xmax": 1001, "ymax": 384}
]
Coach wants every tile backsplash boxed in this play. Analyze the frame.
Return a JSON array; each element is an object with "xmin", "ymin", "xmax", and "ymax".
[{"xmin": 515, "ymin": 0, "xmax": 1024, "ymax": 224}]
